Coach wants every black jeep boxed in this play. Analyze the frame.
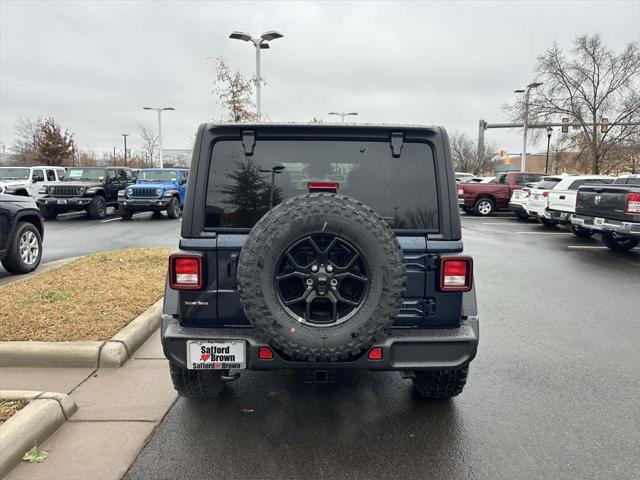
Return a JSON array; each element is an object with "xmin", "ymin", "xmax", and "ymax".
[
  {"xmin": 0, "ymin": 194, "xmax": 43, "ymax": 274},
  {"xmin": 162, "ymin": 124, "xmax": 478, "ymax": 399},
  {"xmin": 38, "ymin": 167, "xmax": 133, "ymax": 219}
]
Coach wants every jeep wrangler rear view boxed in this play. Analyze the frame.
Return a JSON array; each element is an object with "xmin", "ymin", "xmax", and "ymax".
[{"xmin": 162, "ymin": 124, "xmax": 478, "ymax": 399}]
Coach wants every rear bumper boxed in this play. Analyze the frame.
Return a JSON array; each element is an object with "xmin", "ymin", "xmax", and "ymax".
[
  {"xmin": 526, "ymin": 204, "xmax": 550, "ymax": 218},
  {"xmin": 508, "ymin": 203, "xmax": 527, "ymax": 214},
  {"xmin": 570, "ymin": 214, "xmax": 640, "ymax": 237},
  {"xmin": 161, "ymin": 315, "xmax": 479, "ymax": 371},
  {"xmin": 119, "ymin": 198, "xmax": 171, "ymax": 210},
  {"xmin": 547, "ymin": 209, "xmax": 571, "ymax": 222}
]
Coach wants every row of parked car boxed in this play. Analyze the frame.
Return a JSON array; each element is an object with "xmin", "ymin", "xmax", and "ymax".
[
  {"xmin": 0, "ymin": 166, "xmax": 189, "ymax": 276},
  {"xmin": 508, "ymin": 173, "xmax": 640, "ymax": 251},
  {"xmin": 456, "ymin": 168, "xmax": 639, "ymax": 252},
  {"xmin": 0, "ymin": 165, "xmax": 188, "ymax": 220}
]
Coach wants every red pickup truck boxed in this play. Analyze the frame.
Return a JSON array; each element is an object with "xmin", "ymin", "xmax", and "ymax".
[{"xmin": 458, "ymin": 171, "xmax": 544, "ymax": 216}]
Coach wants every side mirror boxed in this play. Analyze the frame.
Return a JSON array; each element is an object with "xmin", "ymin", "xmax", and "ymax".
[{"xmin": 180, "ymin": 177, "xmax": 187, "ymax": 185}]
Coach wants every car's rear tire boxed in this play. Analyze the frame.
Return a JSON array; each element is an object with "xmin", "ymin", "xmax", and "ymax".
[
  {"xmin": 237, "ymin": 193, "xmax": 406, "ymax": 362},
  {"xmin": 600, "ymin": 232, "xmax": 639, "ymax": 252},
  {"xmin": 120, "ymin": 206, "xmax": 133, "ymax": 220},
  {"xmin": 169, "ymin": 363, "xmax": 225, "ymax": 399},
  {"xmin": 571, "ymin": 225, "xmax": 594, "ymax": 238},
  {"xmin": 412, "ymin": 367, "xmax": 468, "ymax": 399},
  {"xmin": 514, "ymin": 210, "xmax": 529, "ymax": 221},
  {"xmin": 88, "ymin": 195, "xmax": 107, "ymax": 219},
  {"xmin": 473, "ymin": 198, "xmax": 494, "ymax": 216},
  {"xmin": 166, "ymin": 197, "xmax": 181, "ymax": 219},
  {"xmin": 538, "ymin": 217, "xmax": 558, "ymax": 228},
  {"xmin": 1, "ymin": 222, "xmax": 43, "ymax": 274},
  {"xmin": 40, "ymin": 205, "xmax": 58, "ymax": 220}
]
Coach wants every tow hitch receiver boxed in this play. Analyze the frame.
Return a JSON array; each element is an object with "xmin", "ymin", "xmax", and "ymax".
[{"xmin": 305, "ymin": 369, "xmax": 336, "ymax": 384}]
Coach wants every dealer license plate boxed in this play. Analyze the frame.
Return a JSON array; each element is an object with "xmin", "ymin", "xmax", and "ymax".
[
  {"xmin": 187, "ymin": 340, "xmax": 246, "ymax": 370},
  {"xmin": 594, "ymin": 217, "xmax": 605, "ymax": 226},
  {"xmin": 57, "ymin": 199, "xmax": 67, "ymax": 204}
]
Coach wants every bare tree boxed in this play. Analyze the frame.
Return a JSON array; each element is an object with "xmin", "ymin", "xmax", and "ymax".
[
  {"xmin": 507, "ymin": 34, "xmax": 640, "ymax": 173},
  {"xmin": 138, "ymin": 124, "xmax": 158, "ymax": 167},
  {"xmin": 11, "ymin": 118, "xmax": 40, "ymax": 165},
  {"xmin": 450, "ymin": 131, "xmax": 496, "ymax": 175},
  {"xmin": 211, "ymin": 56, "xmax": 257, "ymax": 122}
]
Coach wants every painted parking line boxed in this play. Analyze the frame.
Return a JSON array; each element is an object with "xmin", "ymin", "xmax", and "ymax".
[
  {"xmin": 101, "ymin": 217, "xmax": 121, "ymax": 223},
  {"xmin": 567, "ymin": 245, "xmax": 608, "ymax": 249},
  {"xmin": 482, "ymin": 222, "xmax": 528, "ymax": 225},
  {"xmin": 515, "ymin": 231, "xmax": 571, "ymax": 235}
]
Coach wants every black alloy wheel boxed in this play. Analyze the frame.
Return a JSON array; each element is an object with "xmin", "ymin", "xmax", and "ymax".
[{"xmin": 274, "ymin": 234, "xmax": 369, "ymax": 326}]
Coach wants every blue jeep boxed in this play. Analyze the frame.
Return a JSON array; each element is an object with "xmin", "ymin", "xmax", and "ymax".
[{"xmin": 118, "ymin": 168, "xmax": 188, "ymax": 219}]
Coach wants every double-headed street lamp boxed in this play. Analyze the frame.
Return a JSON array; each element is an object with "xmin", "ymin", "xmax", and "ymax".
[
  {"xmin": 514, "ymin": 82, "xmax": 543, "ymax": 172},
  {"xmin": 229, "ymin": 30, "xmax": 284, "ymax": 119},
  {"xmin": 143, "ymin": 106, "xmax": 175, "ymax": 168},
  {"xmin": 328, "ymin": 112, "xmax": 358, "ymax": 123}
]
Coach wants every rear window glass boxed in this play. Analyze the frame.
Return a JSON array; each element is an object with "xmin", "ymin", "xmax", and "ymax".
[
  {"xmin": 205, "ymin": 140, "xmax": 439, "ymax": 231},
  {"xmin": 569, "ymin": 178, "xmax": 614, "ymax": 189},
  {"xmin": 536, "ymin": 179, "xmax": 562, "ymax": 189},
  {"xmin": 614, "ymin": 177, "xmax": 640, "ymax": 185}
]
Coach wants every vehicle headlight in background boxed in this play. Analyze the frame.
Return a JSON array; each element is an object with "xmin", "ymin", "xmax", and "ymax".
[
  {"xmin": 156, "ymin": 188, "xmax": 163, "ymax": 196},
  {"xmin": 77, "ymin": 187, "xmax": 86, "ymax": 195},
  {"xmin": 127, "ymin": 187, "xmax": 133, "ymax": 196},
  {"xmin": 48, "ymin": 186, "xmax": 55, "ymax": 194}
]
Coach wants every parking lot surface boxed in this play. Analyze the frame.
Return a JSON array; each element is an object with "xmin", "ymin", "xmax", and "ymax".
[
  {"xmin": 0, "ymin": 209, "xmax": 181, "ymax": 278},
  {"xmin": 122, "ymin": 215, "xmax": 639, "ymax": 480}
]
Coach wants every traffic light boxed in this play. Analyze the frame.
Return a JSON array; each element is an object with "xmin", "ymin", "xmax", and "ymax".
[
  {"xmin": 601, "ymin": 118, "xmax": 609, "ymax": 133},
  {"xmin": 561, "ymin": 118, "xmax": 569, "ymax": 133}
]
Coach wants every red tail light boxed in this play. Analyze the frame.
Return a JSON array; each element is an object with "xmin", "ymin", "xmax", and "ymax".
[
  {"xmin": 626, "ymin": 192, "xmax": 640, "ymax": 214},
  {"xmin": 169, "ymin": 254, "xmax": 203, "ymax": 290},
  {"xmin": 258, "ymin": 347, "xmax": 273, "ymax": 360},
  {"xmin": 308, "ymin": 181, "xmax": 339, "ymax": 192},
  {"xmin": 439, "ymin": 257, "xmax": 473, "ymax": 292},
  {"xmin": 543, "ymin": 191, "xmax": 549, "ymax": 197},
  {"xmin": 368, "ymin": 347, "xmax": 383, "ymax": 360}
]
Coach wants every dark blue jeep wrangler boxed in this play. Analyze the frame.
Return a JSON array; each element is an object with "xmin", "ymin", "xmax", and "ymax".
[
  {"xmin": 118, "ymin": 168, "xmax": 188, "ymax": 219},
  {"xmin": 162, "ymin": 124, "xmax": 478, "ymax": 399}
]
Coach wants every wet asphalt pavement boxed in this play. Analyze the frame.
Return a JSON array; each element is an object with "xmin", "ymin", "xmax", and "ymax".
[{"xmin": 122, "ymin": 214, "xmax": 639, "ymax": 480}]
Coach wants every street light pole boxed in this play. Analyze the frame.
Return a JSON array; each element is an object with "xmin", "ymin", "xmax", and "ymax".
[
  {"xmin": 328, "ymin": 112, "xmax": 358, "ymax": 123},
  {"xmin": 260, "ymin": 165, "xmax": 285, "ymax": 209},
  {"xmin": 229, "ymin": 30, "xmax": 284, "ymax": 119},
  {"xmin": 515, "ymin": 82, "xmax": 542, "ymax": 173},
  {"xmin": 122, "ymin": 134, "xmax": 129, "ymax": 167},
  {"xmin": 143, "ymin": 107, "xmax": 175, "ymax": 168},
  {"xmin": 545, "ymin": 126, "xmax": 552, "ymax": 174}
]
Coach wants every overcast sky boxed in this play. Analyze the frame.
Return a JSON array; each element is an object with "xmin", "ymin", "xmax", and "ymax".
[{"xmin": 1, "ymin": 0, "xmax": 639, "ymax": 157}]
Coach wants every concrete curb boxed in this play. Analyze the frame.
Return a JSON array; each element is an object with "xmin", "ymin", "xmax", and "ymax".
[
  {"xmin": 0, "ymin": 298, "xmax": 163, "ymax": 368},
  {"xmin": 0, "ymin": 390, "xmax": 78, "ymax": 478}
]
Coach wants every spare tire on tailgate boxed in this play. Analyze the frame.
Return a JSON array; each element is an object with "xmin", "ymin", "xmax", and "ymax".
[{"xmin": 237, "ymin": 193, "xmax": 406, "ymax": 362}]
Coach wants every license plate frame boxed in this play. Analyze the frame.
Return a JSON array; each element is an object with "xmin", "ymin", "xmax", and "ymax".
[
  {"xmin": 57, "ymin": 199, "xmax": 67, "ymax": 204},
  {"xmin": 187, "ymin": 340, "xmax": 246, "ymax": 370},
  {"xmin": 594, "ymin": 217, "xmax": 605, "ymax": 226}
]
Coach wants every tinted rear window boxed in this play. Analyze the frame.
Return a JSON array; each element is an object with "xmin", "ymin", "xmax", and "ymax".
[
  {"xmin": 569, "ymin": 178, "xmax": 614, "ymax": 189},
  {"xmin": 536, "ymin": 179, "xmax": 562, "ymax": 189},
  {"xmin": 205, "ymin": 140, "xmax": 439, "ymax": 231}
]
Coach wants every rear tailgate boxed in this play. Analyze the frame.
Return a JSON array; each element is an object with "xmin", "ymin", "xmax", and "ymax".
[
  {"xmin": 178, "ymin": 235, "xmax": 464, "ymax": 329},
  {"xmin": 576, "ymin": 185, "xmax": 639, "ymax": 222},
  {"xmin": 548, "ymin": 190, "xmax": 576, "ymax": 213}
]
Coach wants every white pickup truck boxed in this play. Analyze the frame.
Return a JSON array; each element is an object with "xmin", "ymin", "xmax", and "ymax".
[{"xmin": 546, "ymin": 175, "xmax": 615, "ymax": 236}]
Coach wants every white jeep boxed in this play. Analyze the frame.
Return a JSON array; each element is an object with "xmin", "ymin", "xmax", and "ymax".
[{"xmin": 0, "ymin": 166, "xmax": 66, "ymax": 198}]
